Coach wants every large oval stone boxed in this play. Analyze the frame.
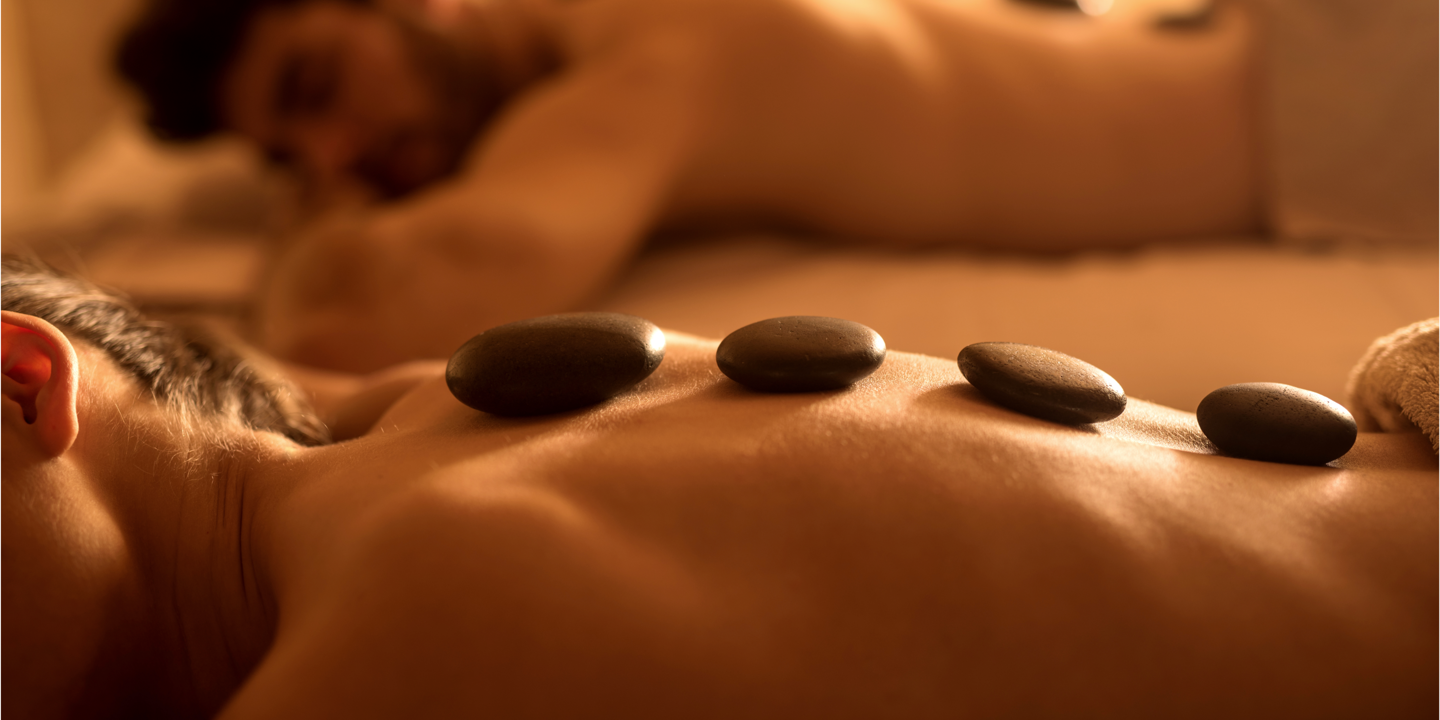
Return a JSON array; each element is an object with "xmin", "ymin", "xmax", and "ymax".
[
  {"xmin": 717, "ymin": 316, "xmax": 886, "ymax": 392},
  {"xmin": 1196, "ymin": 382, "xmax": 1357, "ymax": 465},
  {"xmin": 957, "ymin": 342, "xmax": 1126, "ymax": 424},
  {"xmin": 446, "ymin": 313, "xmax": 665, "ymax": 416}
]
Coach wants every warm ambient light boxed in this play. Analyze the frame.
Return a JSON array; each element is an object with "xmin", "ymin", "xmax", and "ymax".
[{"xmin": 1077, "ymin": 0, "xmax": 1114, "ymax": 16}]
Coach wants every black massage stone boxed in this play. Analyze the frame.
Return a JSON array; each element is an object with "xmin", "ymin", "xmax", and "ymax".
[
  {"xmin": 1196, "ymin": 382, "xmax": 1357, "ymax": 465},
  {"xmin": 957, "ymin": 342, "xmax": 1126, "ymax": 425},
  {"xmin": 446, "ymin": 312, "xmax": 665, "ymax": 417},
  {"xmin": 717, "ymin": 316, "xmax": 886, "ymax": 393}
]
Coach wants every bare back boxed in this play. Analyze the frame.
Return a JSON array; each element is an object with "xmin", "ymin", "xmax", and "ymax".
[
  {"xmin": 547, "ymin": 0, "xmax": 1260, "ymax": 245},
  {"xmin": 223, "ymin": 337, "xmax": 1436, "ymax": 718}
]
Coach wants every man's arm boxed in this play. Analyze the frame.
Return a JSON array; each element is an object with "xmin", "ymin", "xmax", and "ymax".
[{"xmin": 256, "ymin": 34, "xmax": 706, "ymax": 372}]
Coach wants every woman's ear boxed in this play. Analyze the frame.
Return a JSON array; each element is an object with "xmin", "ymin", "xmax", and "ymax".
[{"xmin": 2, "ymin": 311, "xmax": 80, "ymax": 457}]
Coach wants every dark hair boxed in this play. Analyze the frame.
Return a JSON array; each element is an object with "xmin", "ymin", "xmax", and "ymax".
[
  {"xmin": 114, "ymin": 0, "xmax": 361, "ymax": 142},
  {"xmin": 2, "ymin": 256, "xmax": 330, "ymax": 446}
]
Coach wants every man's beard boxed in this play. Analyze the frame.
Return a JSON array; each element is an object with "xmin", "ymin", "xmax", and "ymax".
[{"xmin": 358, "ymin": 10, "xmax": 501, "ymax": 199}]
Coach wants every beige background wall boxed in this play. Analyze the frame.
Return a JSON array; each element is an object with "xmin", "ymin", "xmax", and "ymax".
[
  {"xmin": 4, "ymin": 0, "xmax": 47, "ymax": 211},
  {"xmin": 3, "ymin": 0, "xmax": 139, "ymax": 219}
]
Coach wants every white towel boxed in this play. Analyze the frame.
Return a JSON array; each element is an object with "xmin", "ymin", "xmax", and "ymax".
[{"xmin": 1346, "ymin": 318, "xmax": 1438, "ymax": 453}]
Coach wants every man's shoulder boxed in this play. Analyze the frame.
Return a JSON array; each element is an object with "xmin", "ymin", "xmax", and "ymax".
[
  {"xmin": 299, "ymin": 480, "xmax": 618, "ymax": 603},
  {"xmin": 233, "ymin": 482, "xmax": 713, "ymax": 716},
  {"xmin": 556, "ymin": 0, "xmax": 829, "ymax": 50}
]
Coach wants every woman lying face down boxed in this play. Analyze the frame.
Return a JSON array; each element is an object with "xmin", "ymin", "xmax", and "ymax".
[{"xmin": 3, "ymin": 260, "xmax": 1435, "ymax": 719}]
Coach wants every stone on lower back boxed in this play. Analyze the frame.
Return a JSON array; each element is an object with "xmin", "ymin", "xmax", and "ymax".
[{"xmin": 1197, "ymin": 382, "xmax": 1357, "ymax": 465}]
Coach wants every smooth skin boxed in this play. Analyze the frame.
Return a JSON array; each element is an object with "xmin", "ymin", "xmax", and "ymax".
[
  {"xmin": 4, "ymin": 311, "xmax": 1433, "ymax": 718},
  {"xmin": 219, "ymin": 0, "xmax": 1260, "ymax": 371}
]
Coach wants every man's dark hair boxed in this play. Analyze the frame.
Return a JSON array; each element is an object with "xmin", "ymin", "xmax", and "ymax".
[
  {"xmin": 2, "ymin": 256, "xmax": 330, "ymax": 446},
  {"xmin": 114, "ymin": 0, "xmax": 361, "ymax": 142}
]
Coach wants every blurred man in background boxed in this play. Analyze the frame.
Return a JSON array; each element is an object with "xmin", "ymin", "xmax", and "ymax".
[{"xmin": 117, "ymin": 0, "xmax": 1261, "ymax": 370}]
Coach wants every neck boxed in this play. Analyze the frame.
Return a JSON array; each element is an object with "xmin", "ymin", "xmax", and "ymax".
[{"xmin": 97, "ymin": 424, "xmax": 292, "ymax": 718}]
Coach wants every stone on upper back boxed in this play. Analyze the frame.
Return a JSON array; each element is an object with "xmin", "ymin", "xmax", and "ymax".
[
  {"xmin": 957, "ymin": 342, "xmax": 1127, "ymax": 425},
  {"xmin": 717, "ymin": 316, "xmax": 886, "ymax": 393},
  {"xmin": 446, "ymin": 313, "xmax": 666, "ymax": 417}
]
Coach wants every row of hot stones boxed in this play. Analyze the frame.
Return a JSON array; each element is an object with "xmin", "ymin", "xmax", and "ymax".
[{"xmin": 446, "ymin": 313, "xmax": 1358, "ymax": 466}]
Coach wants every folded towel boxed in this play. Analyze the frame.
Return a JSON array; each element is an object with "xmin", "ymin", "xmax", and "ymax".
[{"xmin": 1346, "ymin": 318, "xmax": 1439, "ymax": 453}]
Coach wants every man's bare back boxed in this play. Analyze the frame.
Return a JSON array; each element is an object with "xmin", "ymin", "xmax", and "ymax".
[
  {"xmin": 217, "ymin": 336, "xmax": 1432, "ymax": 718},
  {"xmin": 192, "ymin": 0, "xmax": 1259, "ymax": 370}
]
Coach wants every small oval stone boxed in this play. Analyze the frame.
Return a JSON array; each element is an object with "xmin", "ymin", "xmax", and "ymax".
[
  {"xmin": 717, "ymin": 316, "xmax": 886, "ymax": 393},
  {"xmin": 1196, "ymin": 382, "xmax": 1357, "ymax": 465},
  {"xmin": 446, "ymin": 312, "xmax": 665, "ymax": 416},
  {"xmin": 957, "ymin": 342, "xmax": 1126, "ymax": 424}
]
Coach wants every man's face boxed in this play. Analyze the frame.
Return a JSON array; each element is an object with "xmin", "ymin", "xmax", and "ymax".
[{"xmin": 221, "ymin": 0, "xmax": 490, "ymax": 201}]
